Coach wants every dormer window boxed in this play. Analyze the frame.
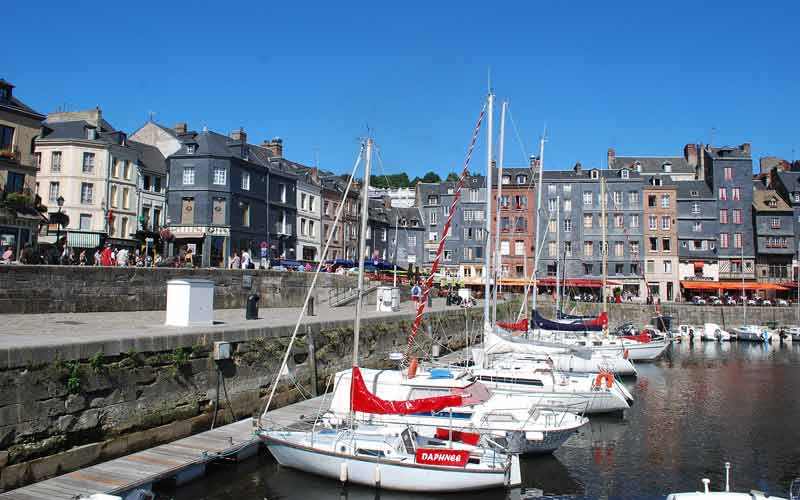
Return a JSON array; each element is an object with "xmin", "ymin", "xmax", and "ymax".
[
  {"xmin": 502, "ymin": 175, "xmax": 511, "ymax": 185},
  {"xmin": 86, "ymin": 127, "xmax": 96, "ymax": 140},
  {"xmin": 0, "ymin": 86, "xmax": 9, "ymax": 101},
  {"xmin": 691, "ymin": 190, "xmax": 699, "ymax": 197},
  {"xmin": 768, "ymin": 198, "xmax": 778, "ymax": 208},
  {"xmin": 590, "ymin": 170, "xmax": 600, "ymax": 180},
  {"xmin": 651, "ymin": 177, "xmax": 662, "ymax": 186},
  {"xmin": 634, "ymin": 161, "xmax": 642, "ymax": 172},
  {"xmin": 662, "ymin": 162, "xmax": 672, "ymax": 173},
  {"xmin": 186, "ymin": 144, "xmax": 196, "ymax": 154},
  {"xmin": 516, "ymin": 175, "xmax": 527, "ymax": 184},
  {"xmin": 620, "ymin": 169, "xmax": 629, "ymax": 179}
]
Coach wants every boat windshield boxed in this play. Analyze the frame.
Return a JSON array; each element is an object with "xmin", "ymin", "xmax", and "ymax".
[{"xmin": 452, "ymin": 381, "xmax": 491, "ymax": 406}]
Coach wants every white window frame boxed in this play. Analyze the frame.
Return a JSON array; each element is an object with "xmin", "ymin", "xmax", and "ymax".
[{"xmin": 183, "ymin": 167, "xmax": 195, "ymax": 185}]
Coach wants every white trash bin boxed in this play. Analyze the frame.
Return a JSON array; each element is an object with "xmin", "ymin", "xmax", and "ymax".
[{"xmin": 165, "ymin": 279, "xmax": 214, "ymax": 327}]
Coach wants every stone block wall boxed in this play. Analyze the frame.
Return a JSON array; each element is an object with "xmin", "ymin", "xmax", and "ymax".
[
  {"xmin": 0, "ymin": 303, "xmax": 510, "ymax": 491},
  {"xmin": 0, "ymin": 266, "xmax": 360, "ymax": 314}
]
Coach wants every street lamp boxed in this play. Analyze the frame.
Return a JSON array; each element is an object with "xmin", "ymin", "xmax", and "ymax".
[{"xmin": 56, "ymin": 196, "xmax": 65, "ymax": 249}]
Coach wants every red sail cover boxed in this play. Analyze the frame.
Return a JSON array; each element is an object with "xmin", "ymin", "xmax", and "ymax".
[
  {"xmin": 350, "ymin": 366, "xmax": 463, "ymax": 415},
  {"xmin": 416, "ymin": 448, "xmax": 470, "ymax": 467},
  {"xmin": 497, "ymin": 318, "xmax": 528, "ymax": 332},
  {"xmin": 584, "ymin": 312, "xmax": 608, "ymax": 328}
]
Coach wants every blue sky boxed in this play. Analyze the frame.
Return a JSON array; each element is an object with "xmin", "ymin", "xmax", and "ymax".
[{"xmin": 5, "ymin": 1, "xmax": 799, "ymax": 177}]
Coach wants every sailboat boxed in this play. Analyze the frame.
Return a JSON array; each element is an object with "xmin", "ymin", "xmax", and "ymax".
[
  {"xmin": 731, "ymin": 246, "xmax": 771, "ymax": 342},
  {"xmin": 667, "ymin": 462, "xmax": 798, "ymax": 500},
  {"xmin": 259, "ymin": 130, "xmax": 520, "ymax": 491}
]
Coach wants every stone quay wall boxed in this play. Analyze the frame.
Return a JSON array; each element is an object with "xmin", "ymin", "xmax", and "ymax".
[
  {"xmin": 0, "ymin": 303, "xmax": 512, "ymax": 491},
  {"xmin": 0, "ymin": 266, "xmax": 363, "ymax": 314}
]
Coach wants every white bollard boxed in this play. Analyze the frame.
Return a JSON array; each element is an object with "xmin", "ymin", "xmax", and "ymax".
[
  {"xmin": 725, "ymin": 462, "xmax": 731, "ymax": 492},
  {"xmin": 339, "ymin": 462, "xmax": 348, "ymax": 483},
  {"xmin": 702, "ymin": 478, "xmax": 711, "ymax": 494}
]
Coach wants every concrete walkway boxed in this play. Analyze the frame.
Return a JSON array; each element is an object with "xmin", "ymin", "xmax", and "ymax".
[{"xmin": 1, "ymin": 298, "xmax": 484, "ymax": 351}]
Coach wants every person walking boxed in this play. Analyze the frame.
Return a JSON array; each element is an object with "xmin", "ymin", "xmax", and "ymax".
[
  {"xmin": 241, "ymin": 249, "xmax": 252, "ymax": 269},
  {"xmin": 101, "ymin": 244, "xmax": 113, "ymax": 266},
  {"xmin": 93, "ymin": 248, "xmax": 101, "ymax": 266},
  {"xmin": 78, "ymin": 250, "xmax": 87, "ymax": 266},
  {"xmin": 230, "ymin": 251, "xmax": 241, "ymax": 270},
  {"xmin": 184, "ymin": 248, "xmax": 194, "ymax": 267},
  {"xmin": 1, "ymin": 246, "xmax": 13, "ymax": 264}
]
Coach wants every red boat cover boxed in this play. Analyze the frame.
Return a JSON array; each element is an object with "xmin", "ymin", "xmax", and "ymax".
[
  {"xmin": 415, "ymin": 448, "xmax": 470, "ymax": 467},
  {"xmin": 497, "ymin": 318, "xmax": 528, "ymax": 332},
  {"xmin": 584, "ymin": 312, "xmax": 608, "ymax": 328},
  {"xmin": 350, "ymin": 366, "xmax": 464, "ymax": 415},
  {"xmin": 434, "ymin": 428, "xmax": 481, "ymax": 445},
  {"xmin": 621, "ymin": 330, "xmax": 651, "ymax": 344}
]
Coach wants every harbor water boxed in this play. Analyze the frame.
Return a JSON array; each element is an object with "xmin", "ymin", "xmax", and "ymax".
[{"xmin": 168, "ymin": 341, "xmax": 800, "ymax": 500}]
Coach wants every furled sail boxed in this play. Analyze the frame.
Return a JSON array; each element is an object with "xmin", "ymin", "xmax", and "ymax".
[{"xmin": 349, "ymin": 366, "xmax": 464, "ymax": 415}]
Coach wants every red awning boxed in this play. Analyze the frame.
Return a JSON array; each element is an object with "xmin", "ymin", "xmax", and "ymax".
[{"xmin": 693, "ymin": 261, "xmax": 705, "ymax": 270}]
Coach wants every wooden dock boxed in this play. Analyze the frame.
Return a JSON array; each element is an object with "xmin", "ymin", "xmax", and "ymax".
[{"xmin": 0, "ymin": 396, "xmax": 329, "ymax": 500}]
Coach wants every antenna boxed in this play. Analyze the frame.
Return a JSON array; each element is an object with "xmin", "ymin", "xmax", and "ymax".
[
  {"xmin": 710, "ymin": 126, "xmax": 717, "ymax": 146},
  {"xmin": 148, "ymin": 111, "xmax": 155, "ymax": 122},
  {"xmin": 487, "ymin": 67, "xmax": 491, "ymax": 93}
]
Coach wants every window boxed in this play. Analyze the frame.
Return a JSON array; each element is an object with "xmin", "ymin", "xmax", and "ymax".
[
  {"xmin": 153, "ymin": 208, "xmax": 161, "ymax": 227},
  {"xmin": 732, "ymin": 209, "xmax": 742, "ymax": 224},
  {"xmin": 663, "ymin": 238, "xmax": 671, "ymax": 252},
  {"xmin": 212, "ymin": 167, "xmax": 227, "ymax": 185},
  {"xmin": 732, "ymin": 187, "xmax": 741, "ymax": 201},
  {"xmin": 720, "ymin": 209, "xmax": 728, "ymax": 224},
  {"xmin": 502, "ymin": 175, "xmax": 511, "ymax": 185},
  {"xmin": 661, "ymin": 216, "xmax": 670, "ymax": 230},
  {"xmin": 110, "ymin": 185, "xmax": 118, "ymax": 207},
  {"xmin": 719, "ymin": 187, "xmax": 728, "ymax": 201},
  {"xmin": 516, "ymin": 175, "xmax": 527, "ymax": 184},
  {"xmin": 660, "ymin": 194, "xmax": 670, "ymax": 208},
  {"xmin": 649, "ymin": 237, "xmax": 658, "ymax": 251},
  {"xmin": 662, "ymin": 162, "xmax": 672, "ymax": 173},
  {"xmin": 515, "ymin": 240, "xmax": 524, "ymax": 255},
  {"xmin": 664, "ymin": 261, "xmax": 672, "ymax": 273},
  {"xmin": 280, "ymin": 183, "xmax": 287, "ymax": 203},
  {"xmin": 79, "ymin": 183, "xmax": 93, "ymax": 204},
  {"xmin": 469, "ymin": 189, "xmax": 479, "ymax": 202},
  {"xmin": 649, "ymin": 215, "xmax": 657, "ymax": 230},
  {"xmin": 212, "ymin": 198, "xmax": 225, "ymax": 225},
  {"xmin": 630, "ymin": 191, "xmax": 639, "ymax": 204},
  {"xmin": 565, "ymin": 241, "xmax": 572, "ymax": 256},
  {"xmin": 79, "ymin": 214, "xmax": 91, "ymax": 230},
  {"xmin": 583, "ymin": 191, "xmax": 592, "ymax": 205},
  {"xmin": 563, "ymin": 199, "xmax": 572, "ymax": 212},
  {"xmin": 428, "ymin": 231, "xmax": 438, "ymax": 242},
  {"xmin": 583, "ymin": 263, "xmax": 593, "ymax": 274},
  {"xmin": 731, "ymin": 261, "xmax": 742, "ymax": 273},
  {"xmin": 80, "ymin": 152, "xmax": 95, "ymax": 173},
  {"xmin": 563, "ymin": 185, "xmax": 572, "ymax": 195},
  {"xmin": 120, "ymin": 217, "xmax": 128, "ymax": 236},
  {"xmin": 407, "ymin": 235, "xmax": 416, "ymax": 247},
  {"xmin": 548, "ymin": 198, "xmax": 557, "ymax": 212},
  {"xmin": 154, "ymin": 177, "xmax": 162, "ymax": 193},
  {"xmin": 614, "ymin": 241, "xmax": 624, "ymax": 257},
  {"xmin": 443, "ymin": 250, "xmax": 452, "ymax": 262},
  {"xmin": 51, "ymin": 151, "xmax": 62, "ymax": 172},
  {"xmin": 613, "ymin": 263, "xmax": 623, "ymax": 274},
  {"xmin": 0, "ymin": 125, "xmax": 13, "ymax": 152},
  {"xmin": 591, "ymin": 170, "xmax": 599, "ymax": 179},
  {"xmin": 241, "ymin": 171, "xmax": 250, "ymax": 190},
  {"xmin": 499, "ymin": 216, "xmax": 510, "ymax": 232},
  {"xmin": 564, "ymin": 219, "xmax": 572, "ymax": 232},
  {"xmin": 584, "ymin": 241, "xmax": 593, "ymax": 257},
  {"xmin": 427, "ymin": 195, "xmax": 439, "ymax": 205},
  {"xmin": 548, "ymin": 184, "xmax": 556, "ymax": 195},
  {"xmin": 141, "ymin": 207, "xmax": 150, "ymax": 229},
  {"xmin": 621, "ymin": 169, "xmax": 629, "ymax": 179},
  {"xmin": 5, "ymin": 172, "xmax": 24, "ymax": 193},
  {"xmin": 308, "ymin": 196, "xmax": 315, "ymax": 212},
  {"xmin": 548, "ymin": 218, "xmax": 556, "ymax": 233},
  {"xmin": 771, "ymin": 217, "xmax": 780, "ymax": 229},
  {"xmin": 241, "ymin": 202, "xmax": 250, "ymax": 227},
  {"xmin": 630, "ymin": 241, "xmax": 639, "ymax": 257},
  {"xmin": 724, "ymin": 167, "xmax": 733, "ymax": 180},
  {"xmin": 614, "ymin": 214, "xmax": 624, "ymax": 228},
  {"xmin": 691, "ymin": 190, "xmax": 699, "ymax": 197},
  {"xmin": 300, "ymin": 193, "xmax": 307, "ymax": 211},
  {"xmin": 49, "ymin": 182, "xmax": 60, "ymax": 202},
  {"xmin": 693, "ymin": 222, "xmax": 702, "ymax": 232},
  {"xmin": 34, "ymin": 152, "xmax": 41, "ymax": 170},
  {"xmin": 309, "ymin": 221, "xmax": 316, "ymax": 237},
  {"xmin": 612, "ymin": 191, "xmax": 622, "ymax": 206},
  {"xmin": 122, "ymin": 187, "xmax": 129, "ymax": 209},
  {"xmin": 648, "ymin": 195, "xmax": 657, "ymax": 208},
  {"xmin": 646, "ymin": 260, "xmax": 655, "ymax": 274},
  {"xmin": 720, "ymin": 233, "xmax": 729, "ymax": 248},
  {"xmin": 498, "ymin": 195, "xmax": 509, "ymax": 208},
  {"xmin": 630, "ymin": 214, "xmax": 639, "ymax": 228},
  {"xmin": 183, "ymin": 167, "xmax": 195, "ymax": 185},
  {"xmin": 734, "ymin": 232, "xmax": 742, "ymax": 248},
  {"xmin": 547, "ymin": 241, "xmax": 556, "ymax": 257},
  {"xmin": 692, "ymin": 203, "xmax": 700, "ymax": 214},
  {"xmin": 186, "ymin": 144, "xmax": 196, "ymax": 154},
  {"xmin": 514, "ymin": 195, "xmax": 527, "ymax": 208},
  {"xmin": 501, "ymin": 241, "xmax": 510, "ymax": 256},
  {"xmin": 181, "ymin": 198, "xmax": 194, "ymax": 224},
  {"xmin": 123, "ymin": 161, "xmax": 131, "ymax": 180},
  {"xmin": 429, "ymin": 212, "xmax": 438, "ymax": 225},
  {"xmin": 143, "ymin": 175, "xmax": 151, "ymax": 191},
  {"xmin": 767, "ymin": 198, "xmax": 777, "ymax": 208},
  {"xmin": 583, "ymin": 214, "xmax": 592, "ymax": 228}
]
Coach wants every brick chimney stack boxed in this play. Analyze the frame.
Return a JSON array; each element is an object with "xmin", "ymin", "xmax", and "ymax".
[
  {"xmin": 607, "ymin": 148, "xmax": 616, "ymax": 168},
  {"xmin": 174, "ymin": 122, "xmax": 187, "ymax": 135},
  {"xmin": 230, "ymin": 127, "xmax": 247, "ymax": 143},
  {"xmin": 574, "ymin": 161, "xmax": 582, "ymax": 173},
  {"xmin": 740, "ymin": 143, "xmax": 751, "ymax": 156},
  {"xmin": 684, "ymin": 143, "xmax": 698, "ymax": 167},
  {"xmin": 263, "ymin": 137, "xmax": 283, "ymax": 158}
]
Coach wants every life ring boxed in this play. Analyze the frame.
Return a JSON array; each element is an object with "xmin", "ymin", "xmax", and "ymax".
[
  {"xmin": 408, "ymin": 358, "xmax": 418, "ymax": 379},
  {"xmin": 594, "ymin": 371, "xmax": 614, "ymax": 389}
]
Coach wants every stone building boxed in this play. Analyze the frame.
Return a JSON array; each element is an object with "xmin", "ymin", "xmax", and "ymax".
[
  {"xmin": 320, "ymin": 176, "xmax": 346, "ymax": 261},
  {"xmin": 492, "ymin": 165, "xmax": 535, "ymax": 279},
  {"xmin": 643, "ymin": 180, "xmax": 679, "ymax": 301},
  {"xmin": 703, "ymin": 144, "xmax": 755, "ymax": 283},
  {"xmin": 0, "ymin": 79, "xmax": 45, "ymax": 255},
  {"xmin": 287, "ymin": 164, "xmax": 322, "ymax": 261},
  {"xmin": 768, "ymin": 168, "xmax": 800, "ymax": 278},
  {"xmin": 387, "ymin": 205, "xmax": 424, "ymax": 270},
  {"xmin": 126, "ymin": 140, "xmax": 166, "ymax": 238},
  {"xmin": 35, "ymin": 108, "xmax": 140, "ymax": 250},
  {"xmin": 676, "ymin": 180, "xmax": 719, "ymax": 286},
  {"xmin": 608, "ymin": 145, "xmax": 699, "ymax": 182},
  {"xmin": 367, "ymin": 198, "xmax": 390, "ymax": 261},
  {"xmin": 752, "ymin": 187, "xmax": 794, "ymax": 283}
]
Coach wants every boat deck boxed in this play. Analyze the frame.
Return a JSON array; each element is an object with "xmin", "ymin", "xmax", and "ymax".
[{"xmin": 0, "ymin": 396, "xmax": 329, "ymax": 500}]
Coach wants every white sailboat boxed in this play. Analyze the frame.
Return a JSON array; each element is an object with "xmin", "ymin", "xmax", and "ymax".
[
  {"xmin": 259, "ymin": 132, "xmax": 520, "ymax": 492},
  {"xmin": 667, "ymin": 462, "xmax": 798, "ymax": 500}
]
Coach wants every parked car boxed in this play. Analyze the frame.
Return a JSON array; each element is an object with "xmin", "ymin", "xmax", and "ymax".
[
  {"xmin": 708, "ymin": 296, "xmax": 723, "ymax": 305},
  {"xmin": 777, "ymin": 299, "xmax": 789, "ymax": 307},
  {"xmin": 692, "ymin": 296, "xmax": 707, "ymax": 305}
]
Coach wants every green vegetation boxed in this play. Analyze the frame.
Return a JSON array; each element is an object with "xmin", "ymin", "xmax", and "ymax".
[
  {"xmin": 89, "ymin": 351, "xmax": 105, "ymax": 373},
  {"xmin": 171, "ymin": 347, "xmax": 192, "ymax": 369},
  {"xmin": 369, "ymin": 170, "xmax": 442, "ymax": 188},
  {"xmin": 66, "ymin": 362, "xmax": 81, "ymax": 394}
]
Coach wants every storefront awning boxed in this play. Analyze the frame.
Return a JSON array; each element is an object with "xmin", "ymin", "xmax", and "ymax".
[
  {"xmin": 680, "ymin": 281, "xmax": 789, "ymax": 291},
  {"xmin": 693, "ymin": 261, "xmax": 705, "ymax": 270},
  {"xmin": 67, "ymin": 232, "xmax": 101, "ymax": 248}
]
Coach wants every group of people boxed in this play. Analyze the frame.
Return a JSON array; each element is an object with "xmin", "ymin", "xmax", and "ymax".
[{"xmin": 228, "ymin": 249, "xmax": 254, "ymax": 269}]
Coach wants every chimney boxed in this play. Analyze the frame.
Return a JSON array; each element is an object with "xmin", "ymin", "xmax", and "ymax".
[
  {"xmin": 230, "ymin": 127, "xmax": 247, "ymax": 143},
  {"xmin": 262, "ymin": 137, "xmax": 283, "ymax": 158},
  {"xmin": 607, "ymin": 148, "xmax": 616, "ymax": 168},
  {"xmin": 697, "ymin": 143, "xmax": 705, "ymax": 181},
  {"xmin": 174, "ymin": 122, "xmax": 187, "ymax": 135},
  {"xmin": 573, "ymin": 161, "xmax": 582, "ymax": 173},
  {"xmin": 382, "ymin": 195, "xmax": 392, "ymax": 209},
  {"xmin": 740, "ymin": 143, "xmax": 751, "ymax": 156},
  {"xmin": 684, "ymin": 143, "xmax": 698, "ymax": 167}
]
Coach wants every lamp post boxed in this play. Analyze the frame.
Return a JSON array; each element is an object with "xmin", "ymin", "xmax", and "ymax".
[{"xmin": 56, "ymin": 195, "xmax": 65, "ymax": 248}]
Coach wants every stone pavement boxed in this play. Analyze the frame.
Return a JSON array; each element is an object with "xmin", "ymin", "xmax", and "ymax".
[{"xmin": 1, "ymin": 298, "xmax": 486, "ymax": 358}]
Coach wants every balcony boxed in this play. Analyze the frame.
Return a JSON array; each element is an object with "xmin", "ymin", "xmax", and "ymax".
[{"xmin": 274, "ymin": 222, "xmax": 293, "ymax": 236}]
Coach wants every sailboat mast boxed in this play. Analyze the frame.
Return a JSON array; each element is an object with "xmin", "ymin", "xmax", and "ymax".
[
  {"xmin": 392, "ymin": 213, "xmax": 398, "ymax": 288},
  {"xmin": 483, "ymin": 92, "xmax": 494, "ymax": 331},
  {"xmin": 555, "ymin": 195, "xmax": 560, "ymax": 316},
  {"xmin": 742, "ymin": 242, "xmax": 746, "ymax": 325},
  {"xmin": 601, "ymin": 177, "xmax": 608, "ymax": 322},
  {"xmin": 532, "ymin": 134, "xmax": 545, "ymax": 315},
  {"xmin": 492, "ymin": 100, "xmax": 507, "ymax": 328},
  {"xmin": 352, "ymin": 137, "xmax": 373, "ymax": 367}
]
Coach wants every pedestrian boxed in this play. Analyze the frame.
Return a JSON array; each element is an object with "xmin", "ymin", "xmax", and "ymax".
[
  {"xmin": 230, "ymin": 251, "xmax": 241, "ymax": 270},
  {"xmin": 184, "ymin": 248, "xmax": 194, "ymax": 267},
  {"xmin": 155, "ymin": 253, "xmax": 162, "ymax": 266},
  {"xmin": 101, "ymin": 244, "xmax": 112, "ymax": 266},
  {"xmin": 1, "ymin": 246, "xmax": 13, "ymax": 264},
  {"xmin": 241, "ymin": 249, "xmax": 252, "ymax": 269},
  {"xmin": 20, "ymin": 243, "xmax": 33, "ymax": 264},
  {"xmin": 117, "ymin": 248, "xmax": 128, "ymax": 267},
  {"xmin": 93, "ymin": 248, "xmax": 101, "ymax": 266},
  {"xmin": 79, "ymin": 250, "xmax": 87, "ymax": 266},
  {"xmin": 411, "ymin": 282, "xmax": 421, "ymax": 303},
  {"xmin": 304, "ymin": 262, "xmax": 312, "ymax": 272}
]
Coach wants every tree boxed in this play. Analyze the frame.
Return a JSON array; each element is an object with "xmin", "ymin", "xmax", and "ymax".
[
  {"xmin": 445, "ymin": 172, "xmax": 460, "ymax": 182},
  {"xmin": 420, "ymin": 171, "xmax": 441, "ymax": 183}
]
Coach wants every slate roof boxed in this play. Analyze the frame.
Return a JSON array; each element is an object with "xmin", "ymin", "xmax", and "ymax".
[
  {"xmin": 611, "ymin": 156, "xmax": 694, "ymax": 175},
  {"xmin": 539, "ymin": 168, "xmax": 643, "ymax": 181},
  {"xmin": 752, "ymin": 189, "xmax": 791, "ymax": 212},
  {"xmin": 774, "ymin": 170, "xmax": 800, "ymax": 192},
  {"xmin": 128, "ymin": 140, "xmax": 166, "ymax": 175},
  {"xmin": 390, "ymin": 206, "xmax": 424, "ymax": 225},
  {"xmin": 0, "ymin": 80, "xmax": 45, "ymax": 119},
  {"xmin": 39, "ymin": 120, "xmax": 124, "ymax": 145},
  {"xmin": 368, "ymin": 199, "xmax": 390, "ymax": 223},
  {"xmin": 676, "ymin": 180, "xmax": 714, "ymax": 199}
]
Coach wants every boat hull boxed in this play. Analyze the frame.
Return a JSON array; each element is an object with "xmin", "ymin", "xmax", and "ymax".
[
  {"xmin": 482, "ymin": 381, "xmax": 630, "ymax": 414},
  {"xmin": 261, "ymin": 434, "xmax": 515, "ymax": 492}
]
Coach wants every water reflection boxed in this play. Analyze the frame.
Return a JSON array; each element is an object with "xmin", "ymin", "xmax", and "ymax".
[{"xmin": 167, "ymin": 342, "xmax": 800, "ymax": 500}]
